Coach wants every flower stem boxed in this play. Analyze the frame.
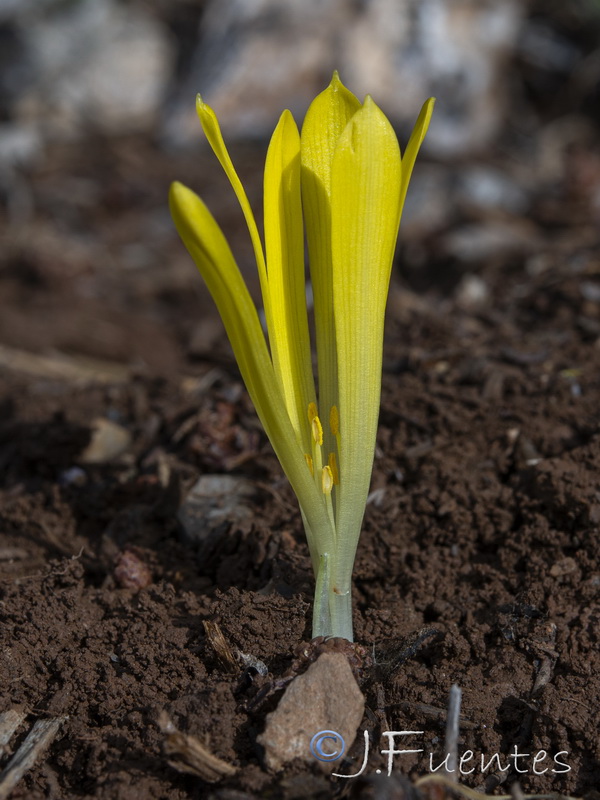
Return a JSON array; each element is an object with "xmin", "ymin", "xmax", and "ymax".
[
  {"xmin": 327, "ymin": 583, "xmax": 353, "ymax": 641},
  {"xmin": 312, "ymin": 552, "xmax": 331, "ymax": 637},
  {"xmin": 312, "ymin": 553, "xmax": 353, "ymax": 641}
]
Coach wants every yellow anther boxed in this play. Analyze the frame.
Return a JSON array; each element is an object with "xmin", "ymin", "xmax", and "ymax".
[
  {"xmin": 328, "ymin": 452, "xmax": 339, "ymax": 485},
  {"xmin": 330, "ymin": 405, "xmax": 339, "ymax": 436},
  {"xmin": 321, "ymin": 465, "xmax": 334, "ymax": 494},
  {"xmin": 311, "ymin": 414, "xmax": 323, "ymax": 446},
  {"xmin": 304, "ymin": 453, "xmax": 314, "ymax": 476},
  {"xmin": 307, "ymin": 402, "xmax": 318, "ymax": 425}
]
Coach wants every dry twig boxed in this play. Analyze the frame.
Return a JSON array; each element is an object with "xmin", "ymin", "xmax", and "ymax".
[
  {"xmin": 158, "ymin": 711, "xmax": 237, "ymax": 782},
  {"xmin": 0, "ymin": 716, "xmax": 67, "ymax": 800}
]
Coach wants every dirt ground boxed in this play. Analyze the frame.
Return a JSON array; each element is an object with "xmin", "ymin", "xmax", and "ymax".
[{"xmin": 1, "ymin": 122, "xmax": 600, "ymax": 800}]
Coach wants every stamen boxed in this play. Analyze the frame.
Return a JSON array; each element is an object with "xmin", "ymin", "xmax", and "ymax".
[
  {"xmin": 328, "ymin": 452, "xmax": 339, "ymax": 485},
  {"xmin": 307, "ymin": 402, "xmax": 318, "ymax": 424},
  {"xmin": 330, "ymin": 405, "xmax": 339, "ymax": 436},
  {"xmin": 304, "ymin": 453, "xmax": 314, "ymax": 476},
  {"xmin": 321, "ymin": 465, "xmax": 334, "ymax": 494},
  {"xmin": 311, "ymin": 415, "xmax": 323, "ymax": 446}
]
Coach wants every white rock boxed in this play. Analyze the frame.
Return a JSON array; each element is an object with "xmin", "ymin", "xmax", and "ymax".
[
  {"xmin": 21, "ymin": 0, "xmax": 173, "ymax": 134},
  {"xmin": 455, "ymin": 274, "xmax": 490, "ymax": 309},
  {"xmin": 444, "ymin": 220, "xmax": 539, "ymax": 263},
  {"xmin": 457, "ymin": 166, "xmax": 529, "ymax": 214},
  {"xmin": 178, "ymin": 474, "xmax": 256, "ymax": 543}
]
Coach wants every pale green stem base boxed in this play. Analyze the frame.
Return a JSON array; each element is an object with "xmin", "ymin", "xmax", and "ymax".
[{"xmin": 311, "ymin": 553, "xmax": 353, "ymax": 641}]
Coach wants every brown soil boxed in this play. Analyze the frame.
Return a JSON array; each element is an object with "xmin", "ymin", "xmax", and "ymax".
[{"xmin": 1, "ymin": 134, "xmax": 599, "ymax": 799}]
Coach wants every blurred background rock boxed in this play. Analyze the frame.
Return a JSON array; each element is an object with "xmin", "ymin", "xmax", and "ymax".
[{"xmin": 0, "ymin": 0, "xmax": 599, "ymax": 375}]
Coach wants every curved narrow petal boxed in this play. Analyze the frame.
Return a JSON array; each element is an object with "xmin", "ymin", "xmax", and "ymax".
[
  {"xmin": 330, "ymin": 96, "xmax": 402, "ymax": 591},
  {"xmin": 195, "ymin": 96, "xmax": 270, "ymax": 323},
  {"xmin": 300, "ymin": 73, "xmax": 361, "ymax": 465},
  {"xmin": 169, "ymin": 181, "xmax": 334, "ymax": 549},
  {"xmin": 399, "ymin": 97, "xmax": 435, "ymax": 215},
  {"xmin": 264, "ymin": 110, "xmax": 316, "ymax": 454}
]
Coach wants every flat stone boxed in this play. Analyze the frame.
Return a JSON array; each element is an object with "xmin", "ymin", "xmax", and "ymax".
[{"xmin": 257, "ymin": 652, "xmax": 364, "ymax": 772}]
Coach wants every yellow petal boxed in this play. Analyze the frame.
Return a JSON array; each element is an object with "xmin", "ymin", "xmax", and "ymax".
[
  {"xmin": 400, "ymin": 97, "xmax": 435, "ymax": 215},
  {"xmin": 169, "ymin": 181, "xmax": 333, "ymax": 549},
  {"xmin": 264, "ymin": 110, "xmax": 315, "ymax": 453},
  {"xmin": 301, "ymin": 72, "xmax": 361, "ymax": 200},
  {"xmin": 300, "ymin": 73, "xmax": 361, "ymax": 464},
  {"xmin": 330, "ymin": 96, "xmax": 402, "ymax": 586},
  {"xmin": 195, "ymin": 96, "xmax": 270, "ymax": 321}
]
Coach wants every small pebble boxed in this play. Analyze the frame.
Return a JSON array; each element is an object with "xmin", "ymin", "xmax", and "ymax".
[
  {"xmin": 59, "ymin": 466, "xmax": 87, "ymax": 487},
  {"xmin": 114, "ymin": 550, "xmax": 152, "ymax": 590},
  {"xmin": 79, "ymin": 418, "xmax": 132, "ymax": 464},
  {"xmin": 549, "ymin": 557, "xmax": 577, "ymax": 578}
]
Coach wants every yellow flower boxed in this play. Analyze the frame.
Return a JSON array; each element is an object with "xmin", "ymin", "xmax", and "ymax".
[{"xmin": 170, "ymin": 74, "xmax": 433, "ymax": 641}]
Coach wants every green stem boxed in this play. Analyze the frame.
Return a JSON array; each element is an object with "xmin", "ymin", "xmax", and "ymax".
[
  {"xmin": 312, "ymin": 552, "xmax": 331, "ymax": 637},
  {"xmin": 312, "ymin": 554, "xmax": 354, "ymax": 641},
  {"xmin": 327, "ymin": 583, "xmax": 353, "ymax": 641}
]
